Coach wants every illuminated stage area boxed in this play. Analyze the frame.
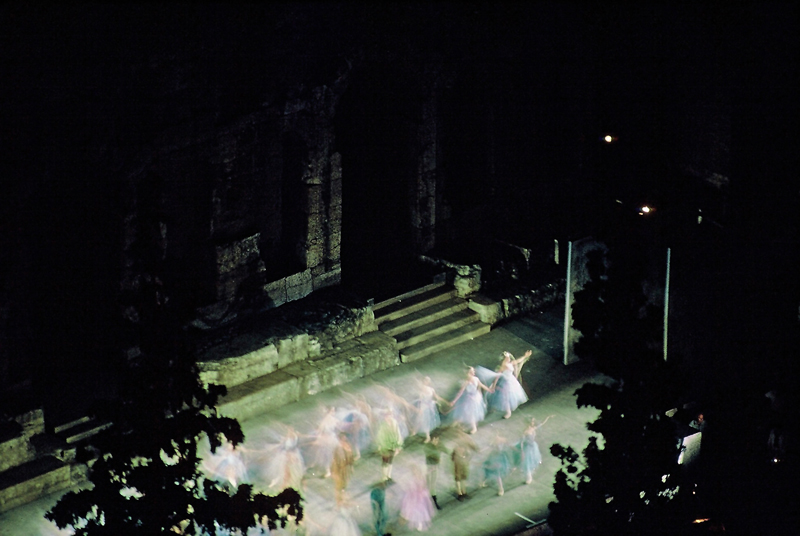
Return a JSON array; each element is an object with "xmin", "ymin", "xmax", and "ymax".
[{"xmin": 0, "ymin": 307, "xmax": 607, "ymax": 536}]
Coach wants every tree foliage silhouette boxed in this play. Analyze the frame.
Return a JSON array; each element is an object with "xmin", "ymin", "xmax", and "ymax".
[
  {"xmin": 549, "ymin": 233, "xmax": 688, "ymax": 535},
  {"xmin": 45, "ymin": 278, "xmax": 302, "ymax": 535}
]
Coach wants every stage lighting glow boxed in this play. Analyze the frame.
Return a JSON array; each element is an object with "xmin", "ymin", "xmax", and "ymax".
[{"xmin": 604, "ymin": 135, "xmax": 613, "ymax": 143}]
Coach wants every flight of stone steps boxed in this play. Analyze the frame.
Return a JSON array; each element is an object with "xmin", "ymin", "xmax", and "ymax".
[
  {"xmin": 0, "ymin": 410, "xmax": 109, "ymax": 513},
  {"xmin": 207, "ymin": 280, "xmax": 492, "ymax": 422},
  {"xmin": 374, "ymin": 280, "xmax": 491, "ymax": 362}
]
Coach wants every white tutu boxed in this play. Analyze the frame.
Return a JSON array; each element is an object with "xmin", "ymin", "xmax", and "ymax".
[{"xmin": 450, "ymin": 378, "xmax": 486, "ymax": 428}]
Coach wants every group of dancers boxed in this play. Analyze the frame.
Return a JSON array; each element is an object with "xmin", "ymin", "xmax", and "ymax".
[{"xmin": 199, "ymin": 349, "xmax": 553, "ymax": 535}]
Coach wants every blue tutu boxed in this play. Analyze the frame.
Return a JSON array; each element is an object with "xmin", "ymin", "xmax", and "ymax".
[
  {"xmin": 414, "ymin": 397, "xmax": 441, "ymax": 435},
  {"xmin": 518, "ymin": 433, "xmax": 542, "ymax": 475},
  {"xmin": 489, "ymin": 369, "xmax": 528, "ymax": 413},
  {"xmin": 483, "ymin": 445, "xmax": 513, "ymax": 480},
  {"xmin": 450, "ymin": 379, "xmax": 486, "ymax": 428}
]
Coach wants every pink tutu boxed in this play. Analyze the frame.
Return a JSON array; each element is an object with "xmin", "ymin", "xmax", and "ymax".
[{"xmin": 400, "ymin": 478, "xmax": 435, "ymax": 531}]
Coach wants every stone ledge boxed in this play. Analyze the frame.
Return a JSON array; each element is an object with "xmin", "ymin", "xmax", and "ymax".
[
  {"xmin": 468, "ymin": 279, "xmax": 564, "ymax": 325},
  {"xmin": 215, "ymin": 332, "xmax": 398, "ymax": 421},
  {"xmin": 0, "ymin": 456, "xmax": 73, "ymax": 514}
]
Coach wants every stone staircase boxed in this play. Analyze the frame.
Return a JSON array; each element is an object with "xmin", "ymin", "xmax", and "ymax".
[
  {"xmin": 375, "ymin": 281, "xmax": 491, "ymax": 362},
  {"xmin": 0, "ymin": 409, "xmax": 94, "ymax": 514}
]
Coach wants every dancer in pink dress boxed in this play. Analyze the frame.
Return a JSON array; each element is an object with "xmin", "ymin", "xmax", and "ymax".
[{"xmin": 400, "ymin": 465, "xmax": 436, "ymax": 531}]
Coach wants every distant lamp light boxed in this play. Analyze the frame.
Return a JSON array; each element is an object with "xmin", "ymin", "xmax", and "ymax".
[
  {"xmin": 603, "ymin": 135, "xmax": 613, "ymax": 143},
  {"xmin": 638, "ymin": 205, "xmax": 653, "ymax": 216}
]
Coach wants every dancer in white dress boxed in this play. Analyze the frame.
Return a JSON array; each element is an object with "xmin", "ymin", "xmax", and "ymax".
[
  {"xmin": 308, "ymin": 407, "xmax": 342, "ymax": 478},
  {"xmin": 201, "ymin": 440, "xmax": 248, "ymax": 490},
  {"xmin": 413, "ymin": 376, "xmax": 447, "ymax": 442},
  {"xmin": 476, "ymin": 350, "xmax": 532, "ymax": 419},
  {"xmin": 259, "ymin": 426, "xmax": 306, "ymax": 493},
  {"xmin": 449, "ymin": 367, "xmax": 492, "ymax": 434}
]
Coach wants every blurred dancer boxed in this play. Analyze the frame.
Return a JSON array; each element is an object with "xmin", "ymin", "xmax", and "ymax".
[
  {"xmin": 400, "ymin": 465, "xmax": 436, "ymax": 531},
  {"xmin": 338, "ymin": 394, "xmax": 373, "ymax": 460},
  {"xmin": 258, "ymin": 425, "xmax": 305, "ymax": 493},
  {"xmin": 423, "ymin": 431, "xmax": 449, "ymax": 509},
  {"xmin": 327, "ymin": 502, "xmax": 362, "ymax": 536},
  {"xmin": 519, "ymin": 415, "xmax": 552, "ymax": 484},
  {"xmin": 449, "ymin": 367, "xmax": 492, "ymax": 433},
  {"xmin": 480, "ymin": 436, "xmax": 513, "ymax": 496},
  {"xmin": 201, "ymin": 440, "xmax": 248, "ymax": 491},
  {"xmin": 373, "ymin": 384, "xmax": 413, "ymax": 442},
  {"xmin": 450, "ymin": 429, "xmax": 479, "ymax": 501},
  {"xmin": 413, "ymin": 376, "xmax": 447, "ymax": 443},
  {"xmin": 370, "ymin": 481, "xmax": 389, "ymax": 536},
  {"xmin": 331, "ymin": 432, "xmax": 355, "ymax": 505},
  {"xmin": 309, "ymin": 406, "xmax": 342, "ymax": 478},
  {"xmin": 376, "ymin": 409, "xmax": 404, "ymax": 481}
]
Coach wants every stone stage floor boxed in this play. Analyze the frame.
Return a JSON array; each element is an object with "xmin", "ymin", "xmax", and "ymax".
[{"xmin": 0, "ymin": 306, "xmax": 608, "ymax": 536}]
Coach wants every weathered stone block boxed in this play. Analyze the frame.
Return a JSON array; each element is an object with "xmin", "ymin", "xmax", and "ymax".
[
  {"xmin": 360, "ymin": 340, "xmax": 400, "ymax": 376},
  {"xmin": 328, "ymin": 231, "xmax": 341, "ymax": 249},
  {"xmin": 15, "ymin": 408, "xmax": 45, "ymax": 438},
  {"xmin": 307, "ymin": 355, "xmax": 361, "ymax": 395},
  {"xmin": 307, "ymin": 213, "xmax": 325, "ymax": 240},
  {"xmin": 282, "ymin": 360, "xmax": 319, "ymax": 398},
  {"xmin": 306, "ymin": 243, "xmax": 324, "ymax": 268},
  {"xmin": 215, "ymin": 233, "xmax": 261, "ymax": 275},
  {"xmin": 328, "ymin": 203, "xmax": 342, "ymax": 226},
  {"xmin": 0, "ymin": 434, "xmax": 34, "ymax": 473},
  {"xmin": 468, "ymin": 294, "xmax": 502, "ymax": 325},
  {"xmin": 277, "ymin": 333, "xmax": 310, "ymax": 369},
  {"xmin": 217, "ymin": 370, "xmax": 300, "ymax": 421},
  {"xmin": 306, "ymin": 185, "xmax": 323, "ymax": 214},
  {"xmin": 312, "ymin": 268, "xmax": 341, "ymax": 291},
  {"xmin": 286, "ymin": 277, "xmax": 313, "ymax": 302},
  {"xmin": 263, "ymin": 278, "xmax": 287, "ymax": 307}
]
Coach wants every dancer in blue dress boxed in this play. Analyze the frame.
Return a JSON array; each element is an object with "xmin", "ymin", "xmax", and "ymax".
[
  {"xmin": 518, "ymin": 415, "xmax": 553, "ymax": 484},
  {"xmin": 449, "ymin": 367, "xmax": 493, "ymax": 434},
  {"xmin": 476, "ymin": 350, "xmax": 532, "ymax": 419},
  {"xmin": 481, "ymin": 436, "xmax": 514, "ymax": 496},
  {"xmin": 412, "ymin": 376, "xmax": 447, "ymax": 442}
]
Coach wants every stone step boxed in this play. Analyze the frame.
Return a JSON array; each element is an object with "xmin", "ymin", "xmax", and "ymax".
[
  {"xmin": 400, "ymin": 321, "xmax": 491, "ymax": 363},
  {"xmin": 53, "ymin": 415, "xmax": 92, "ymax": 434},
  {"xmin": 380, "ymin": 298, "xmax": 469, "ymax": 337},
  {"xmin": 393, "ymin": 309, "xmax": 483, "ymax": 350},
  {"xmin": 55, "ymin": 419, "xmax": 112, "ymax": 445},
  {"xmin": 0, "ymin": 455, "xmax": 73, "ymax": 513},
  {"xmin": 374, "ymin": 285, "xmax": 456, "ymax": 326},
  {"xmin": 372, "ymin": 280, "xmax": 446, "ymax": 314},
  {"xmin": 217, "ymin": 331, "xmax": 399, "ymax": 421}
]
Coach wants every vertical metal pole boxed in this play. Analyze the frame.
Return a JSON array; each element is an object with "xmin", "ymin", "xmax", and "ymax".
[
  {"xmin": 663, "ymin": 247, "xmax": 671, "ymax": 361},
  {"xmin": 563, "ymin": 241, "xmax": 574, "ymax": 366}
]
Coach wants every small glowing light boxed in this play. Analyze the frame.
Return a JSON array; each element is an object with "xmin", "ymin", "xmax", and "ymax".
[
  {"xmin": 693, "ymin": 518, "xmax": 710, "ymax": 524},
  {"xmin": 615, "ymin": 199, "xmax": 623, "ymax": 204},
  {"xmin": 604, "ymin": 135, "xmax": 613, "ymax": 143},
  {"xmin": 641, "ymin": 206, "xmax": 651, "ymax": 213}
]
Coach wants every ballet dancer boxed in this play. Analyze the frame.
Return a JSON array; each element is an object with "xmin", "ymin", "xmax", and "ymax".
[
  {"xmin": 330, "ymin": 432, "xmax": 355, "ymax": 505},
  {"xmin": 450, "ymin": 428, "xmax": 479, "ymax": 501},
  {"xmin": 519, "ymin": 415, "xmax": 553, "ymax": 484},
  {"xmin": 400, "ymin": 465, "xmax": 436, "ymax": 531},
  {"xmin": 477, "ymin": 350, "xmax": 532, "ymax": 419},
  {"xmin": 449, "ymin": 367, "xmax": 492, "ymax": 434},
  {"xmin": 480, "ymin": 436, "xmax": 513, "ymax": 496},
  {"xmin": 376, "ymin": 409, "xmax": 404, "ymax": 481},
  {"xmin": 413, "ymin": 376, "xmax": 447, "ymax": 442}
]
